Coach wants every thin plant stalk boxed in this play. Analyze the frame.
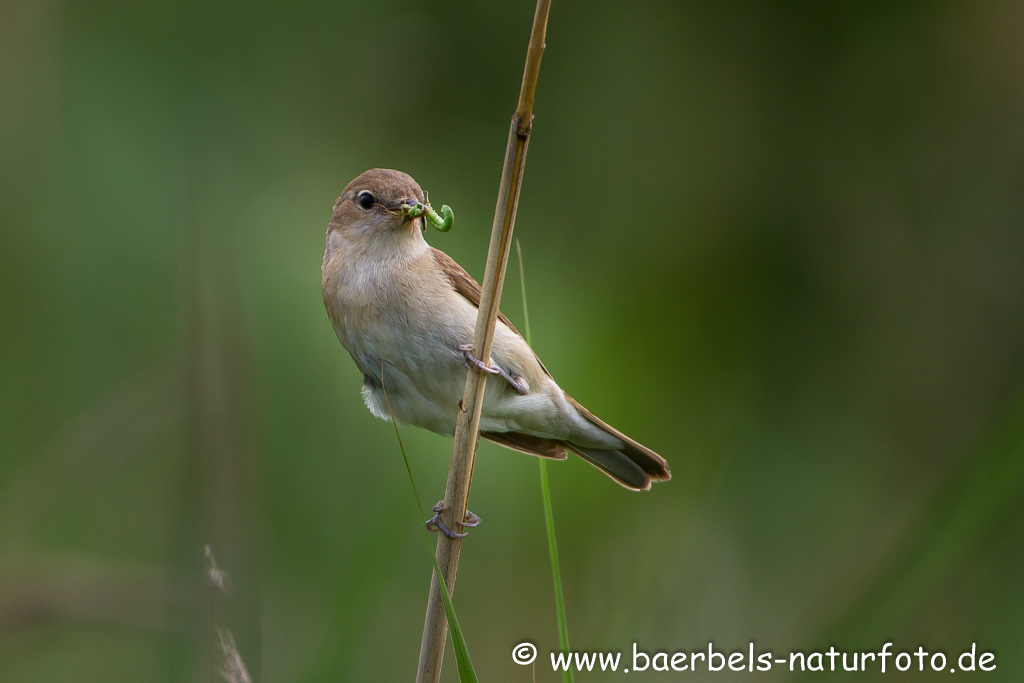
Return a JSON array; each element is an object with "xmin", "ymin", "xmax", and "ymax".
[
  {"xmin": 517, "ymin": 240, "xmax": 573, "ymax": 683},
  {"xmin": 539, "ymin": 464, "xmax": 571, "ymax": 681},
  {"xmin": 416, "ymin": 1, "xmax": 552, "ymax": 681}
]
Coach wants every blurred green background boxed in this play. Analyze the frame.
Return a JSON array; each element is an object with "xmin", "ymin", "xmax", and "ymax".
[{"xmin": 2, "ymin": 0, "xmax": 1023, "ymax": 680}]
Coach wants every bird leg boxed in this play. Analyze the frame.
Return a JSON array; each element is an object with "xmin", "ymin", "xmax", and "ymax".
[
  {"xmin": 458, "ymin": 344, "xmax": 529, "ymax": 395},
  {"xmin": 425, "ymin": 500, "xmax": 481, "ymax": 539}
]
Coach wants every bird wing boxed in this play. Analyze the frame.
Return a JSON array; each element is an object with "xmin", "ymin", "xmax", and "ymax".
[
  {"xmin": 430, "ymin": 247, "xmax": 551, "ymax": 377},
  {"xmin": 431, "ymin": 249, "xmax": 670, "ymax": 486},
  {"xmin": 481, "ymin": 431, "xmax": 567, "ymax": 459},
  {"xmin": 432, "ymin": 247, "xmax": 570, "ymax": 460}
]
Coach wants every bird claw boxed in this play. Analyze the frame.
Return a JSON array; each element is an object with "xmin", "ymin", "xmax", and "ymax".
[
  {"xmin": 425, "ymin": 500, "xmax": 481, "ymax": 539},
  {"xmin": 462, "ymin": 509, "xmax": 482, "ymax": 527},
  {"xmin": 458, "ymin": 344, "xmax": 529, "ymax": 395},
  {"xmin": 458, "ymin": 344, "xmax": 501, "ymax": 376}
]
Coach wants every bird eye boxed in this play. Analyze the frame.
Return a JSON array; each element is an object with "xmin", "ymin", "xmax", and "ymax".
[{"xmin": 356, "ymin": 190, "xmax": 375, "ymax": 210}]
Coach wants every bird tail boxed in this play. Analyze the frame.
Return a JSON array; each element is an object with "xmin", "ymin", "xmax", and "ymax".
[
  {"xmin": 564, "ymin": 443, "xmax": 667, "ymax": 491},
  {"xmin": 563, "ymin": 393, "xmax": 671, "ymax": 491},
  {"xmin": 479, "ymin": 393, "xmax": 671, "ymax": 491}
]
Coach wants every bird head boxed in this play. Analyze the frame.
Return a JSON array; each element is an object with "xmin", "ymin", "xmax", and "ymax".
[{"xmin": 328, "ymin": 169, "xmax": 427, "ymax": 247}]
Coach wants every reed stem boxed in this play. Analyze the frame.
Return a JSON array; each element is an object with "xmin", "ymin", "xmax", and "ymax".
[{"xmin": 415, "ymin": 2, "xmax": 552, "ymax": 680}]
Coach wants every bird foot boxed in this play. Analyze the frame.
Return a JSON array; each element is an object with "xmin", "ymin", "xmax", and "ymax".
[
  {"xmin": 425, "ymin": 500, "xmax": 481, "ymax": 539},
  {"xmin": 458, "ymin": 344, "xmax": 529, "ymax": 395},
  {"xmin": 458, "ymin": 344, "xmax": 501, "ymax": 376}
]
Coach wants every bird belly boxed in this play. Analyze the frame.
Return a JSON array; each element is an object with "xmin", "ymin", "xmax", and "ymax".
[
  {"xmin": 328, "ymin": 282, "xmax": 611, "ymax": 446},
  {"xmin": 345, "ymin": 317, "xmax": 470, "ymax": 435}
]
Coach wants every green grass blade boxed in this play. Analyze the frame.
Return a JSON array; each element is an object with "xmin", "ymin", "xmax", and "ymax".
[
  {"xmin": 517, "ymin": 240, "xmax": 574, "ymax": 683},
  {"xmin": 515, "ymin": 240, "xmax": 533, "ymax": 347},
  {"xmin": 381, "ymin": 369, "xmax": 480, "ymax": 683},
  {"xmin": 428, "ymin": 549, "xmax": 479, "ymax": 683},
  {"xmin": 539, "ymin": 459, "xmax": 572, "ymax": 683}
]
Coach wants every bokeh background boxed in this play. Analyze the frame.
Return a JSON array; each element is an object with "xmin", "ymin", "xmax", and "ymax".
[{"xmin": 2, "ymin": 0, "xmax": 1023, "ymax": 680}]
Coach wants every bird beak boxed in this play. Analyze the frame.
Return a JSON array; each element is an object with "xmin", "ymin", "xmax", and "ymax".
[{"xmin": 397, "ymin": 199, "xmax": 426, "ymax": 231}]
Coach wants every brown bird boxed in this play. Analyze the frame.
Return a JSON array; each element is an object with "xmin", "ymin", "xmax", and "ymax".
[{"xmin": 321, "ymin": 169, "xmax": 670, "ymax": 494}]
